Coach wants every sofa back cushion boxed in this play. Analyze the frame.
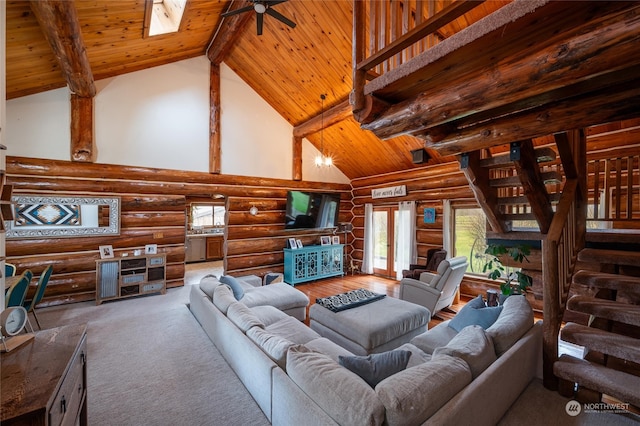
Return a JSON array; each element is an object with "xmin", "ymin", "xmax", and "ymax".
[
  {"xmin": 227, "ymin": 302, "xmax": 265, "ymax": 333},
  {"xmin": 485, "ymin": 295, "xmax": 534, "ymax": 356},
  {"xmin": 246, "ymin": 326, "xmax": 297, "ymax": 370},
  {"xmin": 213, "ymin": 284, "xmax": 237, "ymax": 315},
  {"xmin": 432, "ymin": 325, "xmax": 496, "ymax": 379},
  {"xmin": 287, "ymin": 346, "xmax": 385, "ymax": 426},
  {"xmin": 199, "ymin": 274, "xmax": 220, "ymax": 299},
  {"xmin": 375, "ymin": 354, "xmax": 472, "ymax": 426}
]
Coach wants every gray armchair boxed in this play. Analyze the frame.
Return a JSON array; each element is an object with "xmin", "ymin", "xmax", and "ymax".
[{"xmin": 399, "ymin": 256, "xmax": 468, "ymax": 318}]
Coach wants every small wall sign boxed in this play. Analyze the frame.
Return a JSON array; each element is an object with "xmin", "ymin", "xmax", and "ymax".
[
  {"xmin": 423, "ymin": 208, "xmax": 436, "ymax": 223},
  {"xmin": 371, "ymin": 185, "xmax": 407, "ymax": 199}
]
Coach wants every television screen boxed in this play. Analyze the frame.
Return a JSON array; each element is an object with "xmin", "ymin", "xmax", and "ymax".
[{"xmin": 285, "ymin": 191, "xmax": 340, "ymax": 229}]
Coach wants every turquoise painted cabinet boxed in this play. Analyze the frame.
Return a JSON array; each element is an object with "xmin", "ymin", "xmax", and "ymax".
[{"xmin": 284, "ymin": 244, "xmax": 344, "ymax": 285}]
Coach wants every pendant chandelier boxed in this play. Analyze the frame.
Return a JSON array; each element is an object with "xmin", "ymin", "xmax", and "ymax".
[{"xmin": 315, "ymin": 94, "xmax": 333, "ymax": 167}]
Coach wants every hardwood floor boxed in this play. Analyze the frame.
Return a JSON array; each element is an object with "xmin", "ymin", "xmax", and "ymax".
[{"xmin": 294, "ymin": 273, "xmax": 468, "ymax": 328}]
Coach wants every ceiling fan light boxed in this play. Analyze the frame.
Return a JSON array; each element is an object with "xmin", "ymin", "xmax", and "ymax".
[
  {"xmin": 324, "ymin": 156, "xmax": 333, "ymax": 167},
  {"xmin": 315, "ymin": 155, "xmax": 324, "ymax": 167},
  {"xmin": 254, "ymin": 3, "xmax": 267, "ymax": 13}
]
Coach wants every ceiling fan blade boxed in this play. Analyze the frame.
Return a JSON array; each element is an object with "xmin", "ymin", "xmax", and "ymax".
[
  {"xmin": 257, "ymin": 12, "xmax": 264, "ymax": 36},
  {"xmin": 265, "ymin": 0, "xmax": 287, "ymax": 6},
  {"xmin": 265, "ymin": 8, "xmax": 296, "ymax": 29},
  {"xmin": 221, "ymin": 5, "xmax": 254, "ymax": 18}
]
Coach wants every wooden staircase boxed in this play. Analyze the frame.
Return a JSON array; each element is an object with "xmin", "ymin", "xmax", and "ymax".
[{"xmin": 554, "ymin": 248, "xmax": 640, "ymax": 409}]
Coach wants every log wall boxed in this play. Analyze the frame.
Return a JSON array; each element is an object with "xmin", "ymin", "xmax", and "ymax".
[{"xmin": 6, "ymin": 157, "xmax": 350, "ymax": 306}]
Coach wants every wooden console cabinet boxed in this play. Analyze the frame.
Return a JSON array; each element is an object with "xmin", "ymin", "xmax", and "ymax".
[
  {"xmin": 1, "ymin": 324, "xmax": 88, "ymax": 426},
  {"xmin": 284, "ymin": 244, "xmax": 344, "ymax": 285},
  {"xmin": 96, "ymin": 253, "xmax": 166, "ymax": 304}
]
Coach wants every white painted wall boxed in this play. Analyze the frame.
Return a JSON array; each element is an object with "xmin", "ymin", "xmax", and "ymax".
[{"xmin": 5, "ymin": 57, "xmax": 349, "ymax": 184}]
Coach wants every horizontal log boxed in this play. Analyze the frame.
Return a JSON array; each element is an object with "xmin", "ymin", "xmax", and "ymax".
[
  {"xmin": 227, "ymin": 225, "xmax": 332, "ymax": 240},
  {"xmin": 416, "ymin": 229, "xmax": 444, "ymax": 246},
  {"xmin": 351, "ymin": 172, "xmax": 468, "ymax": 198},
  {"xmin": 354, "ymin": 186, "xmax": 474, "ymax": 204},
  {"xmin": 227, "ymin": 198, "xmax": 286, "ymax": 212},
  {"xmin": 121, "ymin": 211, "xmax": 185, "ymax": 228},
  {"xmin": 225, "ymin": 265, "xmax": 285, "ymax": 279},
  {"xmin": 121, "ymin": 195, "xmax": 186, "ymax": 211},
  {"xmin": 351, "ymin": 162, "xmax": 461, "ymax": 188},
  {"xmin": 227, "ymin": 236, "xmax": 323, "ymax": 256},
  {"xmin": 227, "ymin": 211, "xmax": 287, "ymax": 226},
  {"xmin": 226, "ymin": 252, "xmax": 285, "ymax": 271}
]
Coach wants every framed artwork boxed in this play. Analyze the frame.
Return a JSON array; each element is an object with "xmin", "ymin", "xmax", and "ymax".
[
  {"xmin": 332, "ymin": 236, "xmax": 340, "ymax": 245},
  {"xmin": 288, "ymin": 238, "xmax": 298, "ymax": 249},
  {"xmin": 320, "ymin": 236, "xmax": 331, "ymax": 246},
  {"xmin": 296, "ymin": 239, "xmax": 303, "ymax": 248},
  {"xmin": 145, "ymin": 244, "xmax": 158, "ymax": 254},
  {"xmin": 99, "ymin": 245, "xmax": 114, "ymax": 259},
  {"xmin": 423, "ymin": 208, "xmax": 436, "ymax": 224}
]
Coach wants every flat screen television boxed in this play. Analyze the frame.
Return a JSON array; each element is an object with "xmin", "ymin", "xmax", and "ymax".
[{"xmin": 285, "ymin": 190, "xmax": 340, "ymax": 229}]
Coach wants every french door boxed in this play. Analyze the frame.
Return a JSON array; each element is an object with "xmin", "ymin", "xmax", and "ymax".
[{"xmin": 372, "ymin": 206, "xmax": 398, "ymax": 277}]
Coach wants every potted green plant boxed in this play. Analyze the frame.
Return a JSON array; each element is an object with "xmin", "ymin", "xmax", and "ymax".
[{"xmin": 482, "ymin": 243, "xmax": 533, "ymax": 296}]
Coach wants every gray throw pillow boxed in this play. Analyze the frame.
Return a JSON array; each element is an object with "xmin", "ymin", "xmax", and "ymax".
[
  {"xmin": 220, "ymin": 275, "xmax": 244, "ymax": 300},
  {"xmin": 339, "ymin": 350, "xmax": 412, "ymax": 388},
  {"xmin": 448, "ymin": 297, "xmax": 502, "ymax": 332}
]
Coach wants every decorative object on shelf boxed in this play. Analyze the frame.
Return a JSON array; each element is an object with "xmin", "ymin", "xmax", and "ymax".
[
  {"xmin": 482, "ymin": 243, "xmax": 533, "ymax": 296},
  {"xmin": 423, "ymin": 207, "xmax": 436, "ymax": 224},
  {"xmin": 1, "ymin": 306, "xmax": 34, "ymax": 352},
  {"xmin": 320, "ymin": 236, "xmax": 331, "ymax": 245},
  {"xmin": 296, "ymin": 239, "xmax": 303, "ymax": 248},
  {"xmin": 288, "ymin": 237, "xmax": 298, "ymax": 249},
  {"xmin": 145, "ymin": 244, "xmax": 158, "ymax": 254},
  {"xmin": 332, "ymin": 236, "xmax": 340, "ymax": 245},
  {"xmin": 6, "ymin": 195, "xmax": 120, "ymax": 238},
  {"xmin": 314, "ymin": 94, "xmax": 333, "ymax": 168},
  {"xmin": 99, "ymin": 245, "xmax": 114, "ymax": 259},
  {"xmin": 249, "ymin": 205, "xmax": 259, "ymax": 216}
]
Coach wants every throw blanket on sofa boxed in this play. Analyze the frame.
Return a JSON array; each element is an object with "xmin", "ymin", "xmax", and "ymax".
[{"xmin": 316, "ymin": 288, "xmax": 386, "ymax": 312}]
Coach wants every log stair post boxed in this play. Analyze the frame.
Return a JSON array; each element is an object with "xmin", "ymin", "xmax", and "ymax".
[{"xmin": 554, "ymin": 248, "xmax": 640, "ymax": 410}]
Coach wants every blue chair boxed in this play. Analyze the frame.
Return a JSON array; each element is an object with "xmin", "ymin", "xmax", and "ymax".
[
  {"xmin": 23, "ymin": 266, "xmax": 53, "ymax": 330},
  {"xmin": 5, "ymin": 263, "xmax": 16, "ymax": 278},
  {"xmin": 5, "ymin": 270, "xmax": 32, "ymax": 309}
]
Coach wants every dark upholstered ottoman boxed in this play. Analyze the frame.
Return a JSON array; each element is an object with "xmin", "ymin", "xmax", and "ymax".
[{"xmin": 309, "ymin": 297, "xmax": 430, "ymax": 355}]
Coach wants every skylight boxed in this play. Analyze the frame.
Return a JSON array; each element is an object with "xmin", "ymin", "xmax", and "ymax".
[{"xmin": 146, "ymin": 0, "xmax": 187, "ymax": 36}]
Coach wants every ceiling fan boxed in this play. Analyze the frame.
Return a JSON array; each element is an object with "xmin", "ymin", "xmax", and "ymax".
[{"xmin": 221, "ymin": 1, "xmax": 296, "ymax": 36}]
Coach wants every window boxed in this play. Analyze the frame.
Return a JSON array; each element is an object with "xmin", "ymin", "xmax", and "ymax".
[
  {"xmin": 452, "ymin": 206, "xmax": 486, "ymax": 275},
  {"xmin": 145, "ymin": 0, "xmax": 187, "ymax": 37},
  {"xmin": 190, "ymin": 204, "xmax": 225, "ymax": 229}
]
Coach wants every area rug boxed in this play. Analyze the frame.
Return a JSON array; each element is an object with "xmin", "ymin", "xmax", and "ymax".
[{"xmin": 316, "ymin": 288, "xmax": 386, "ymax": 312}]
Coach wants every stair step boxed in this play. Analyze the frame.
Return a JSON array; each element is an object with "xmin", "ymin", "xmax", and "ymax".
[
  {"xmin": 573, "ymin": 270, "xmax": 640, "ymax": 299},
  {"xmin": 498, "ymin": 192, "xmax": 562, "ymax": 206},
  {"xmin": 480, "ymin": 147, "xmax": 557, "ymax": 168},
  {"xmin": 578, "ymin": 248, "xmax": 640, "ymax": 268},
  {"xmin": 554, "ymin": 354, "xmax": 640, "ymax": 407},
  {"xmin": 490, "ymin": 171, "xmax": 562, "ymax": 187},
  {"xmin": 567, "ymin": 296, "xmax": 640, "ymax": 327},
  {"xmin": 561, "ymin": 322, "xmax": 640, "ymax": 364}
]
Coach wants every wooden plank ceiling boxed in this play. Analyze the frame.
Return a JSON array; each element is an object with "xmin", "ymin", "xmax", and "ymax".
[{"xmin": 4, "ymin": 0, "xmax": 638, "ymax": 179}]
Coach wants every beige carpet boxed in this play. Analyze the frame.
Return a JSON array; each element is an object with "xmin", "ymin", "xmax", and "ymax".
[{"xmin": 35, "ymin": 271, "xmax": 639, "ymax": 426}]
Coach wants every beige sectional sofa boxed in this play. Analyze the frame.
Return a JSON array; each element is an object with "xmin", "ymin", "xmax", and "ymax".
[{"xmin": 189, "ymin": 276, "xmax": 542, "ymax": 426}]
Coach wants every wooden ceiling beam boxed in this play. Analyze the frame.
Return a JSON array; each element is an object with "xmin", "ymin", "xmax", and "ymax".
[
  {"xmin": 422, "ymin": 81, "xmax": 640, "ymax": 156},
  {"xmin": 293, "ymin": 97, "xmax": 352, "ymax": 139},
  {"xmin": 206, "ymin": 0, "xmax": 253, "ymax": 64},
  {"xmin": 29, "ymin": 0, "xmax": 95, "ymax": 97}
]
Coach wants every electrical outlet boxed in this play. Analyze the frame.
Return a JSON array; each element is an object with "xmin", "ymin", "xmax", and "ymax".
[{"xmin": 154, "ymin": 232, "xmax": 163, "ymax": 239}]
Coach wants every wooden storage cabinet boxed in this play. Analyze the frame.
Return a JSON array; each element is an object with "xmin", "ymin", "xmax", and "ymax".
[
  {"xmin": 284, "ymin": 244, "xmax": 344, "ymax": 285},
  {"xmin": 96, "ymin": 254, "xmax": 166, "ymax": 304},
  {"xmin": 1, "ymin": 324, "xmax": 88, "ymax": 426},
  {"xmin": 206, "ymin": 236, "xmax": 223, "ymax": 260}
]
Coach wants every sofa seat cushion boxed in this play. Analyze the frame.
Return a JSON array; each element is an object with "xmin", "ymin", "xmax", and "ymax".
[
  {"xmin": 265, "ymin": 316, "xmax": 320, "ymax": 345},
  {"xmin": 486, "ymin": 295, "xmax": 534, "ymax": 356},
  {"xmin": 286, "ymin": 346, "xmax": 385, "ymax": 426},
  {"xmin": 250, "ymin": 305, "xmax": 290, "ymax": 327},
  {"xmin": 410, "ymin": 321, "xmax": 458, "ymax": 354},
  {"xmin": 227, "ymin": 302, "xmax": 265, "ymax": 332},
  {"xmin": 213, "ymin": 284, "xmax": 238, "ymax": 315},
  {"xmin": 375, "ymin": 354, "xmax": 472, "ymax": 426},
  {"xmin": 432, "ymin": 325, "xmax": 496, "ymax": 379},
  {"xmin": 242, "ymin": 283, "xmax": 310, "ymax": 312},
  {"xmin": 246, "ymin": 326, "xmax": 298, "ymax": 370},
  {"xmin": 304, "ymin": 337, "xmax": 353, "ymax": 362},
  {"xmin": 339, "ymin": 350, "xmax": 412, "ymax": 388}
]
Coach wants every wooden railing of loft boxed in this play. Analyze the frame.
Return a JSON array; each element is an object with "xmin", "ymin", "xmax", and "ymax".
[
  {"xmin": 352, "ymin": 0, "xmax": 486, "ymax": 113},
  {"xmin": 587, "ymin": 155, "xmax": 640, "ymax": 225}
]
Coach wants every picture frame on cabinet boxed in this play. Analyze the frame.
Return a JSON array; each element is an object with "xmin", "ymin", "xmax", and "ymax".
[
  {"xmin": 145, "ymin": 244, "xmax": 158, "ymax": 255},
  {"xmin": 288, "ymin": 238, "xmax": 298, "ymax": 249},
  {"xmin": 320, "ymin": 236, "xmax": 331, "ymax": 246},
  {"xmin": 99, "ymin": 245, "xmax": 114, "ymax": 259},
  {"xmin": 296, "ymin": 239, "xmax": 303, "ymax": 248},
  {"xmin": 332, "ymin": 236, "xmax": 340, "ymax": 245}
]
